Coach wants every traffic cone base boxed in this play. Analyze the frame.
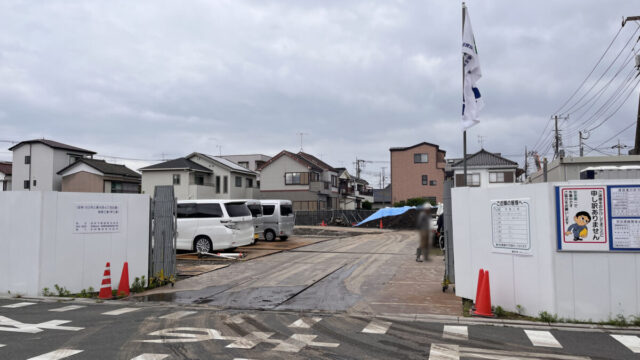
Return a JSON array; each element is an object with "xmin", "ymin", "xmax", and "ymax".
[
  {"xmin": 472, "ymin": 270, "xmax": 494, "ymax": 317},
  {"xmin": 117, "ymin": 262, "xmax": 130, "ymax": 297},
  {"xmin": 98, "ymin": 262, "xmax": 113, "ymax": 299}
]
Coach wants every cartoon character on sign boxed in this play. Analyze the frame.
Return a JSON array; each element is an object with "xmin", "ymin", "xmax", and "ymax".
[{"xmin": 565, "ymin": 211, "xmax": 591, "ymax": 241}]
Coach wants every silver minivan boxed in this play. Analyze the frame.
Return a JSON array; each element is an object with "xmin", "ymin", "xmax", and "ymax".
[
  {"xmin": 243, "ymin": 199, "xmax": 263, "ymax": 244},
  {"xmin": 260, "ymin": 199, "xmax": 295, "ymax": 241}
]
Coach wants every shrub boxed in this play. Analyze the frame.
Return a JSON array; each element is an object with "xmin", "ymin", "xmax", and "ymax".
[
  {"xmin": 539, "ymin": 311, "xmax": 558, "ymax": 323},
  {"xmin": 493, "ymin": 306, "xmax": 506, "ymax": 317},
  {"xmin": 54, "ymin": 284, "xmax": 71, "ymax": 297},
  {"xmin": 131, "ymin": 276, "xmax": 147, "ymax": 293}
]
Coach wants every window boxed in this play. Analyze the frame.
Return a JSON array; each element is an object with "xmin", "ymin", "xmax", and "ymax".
[
  {"xmin": 238, "ymin": 161, "xmax": 249, "ymax": 169},
  {"xmin": 235, "ymin": 176, "xmax": 242, "ymax": 187},
  {"xmin": 430, "ymin": 180, "xmax": 437, "ymax": 186},
  {"xmin": 280, "ymin": 204, "xmax": 293, "ymax": 216},
  {"xmin": 69, "ymin": 155, "xmax": 82, "ymax": 164},
  {"xmin": 224, "ymin": 202, "xmax": 251, "ymax": 217},
  {"xmin": 489, "ymin": 172, "xmax": 505, "ymax": 183},
  {"xmin": 215, "ymin": 176, "xmax": 221, "ymax": 193},
  {"xmin": 310, "ymin": 172, "xmax": 320, "ymax": 182},
  {"xmin": 32, "ymin": 180, "xmax": 37, "ymax": 187},
  {"xmin": 194, "ymin": 174, "xmax": 204, "ymax": 185},
  {"xmin": 422, "ymin": 175, "xmax": 429, "ymax": 185},
  {"xmin": 331, "ymin": 175, "xmax": 338, "ymax": 187},
  {"xmin": 24, "ymin": 155, "xmax": 30, "ymax": 164},
  {"xmin": 247, "ymin": 204, "xmax": 262, "ymax": 217},
  {"xmin": 285, "ymin": 172, "xmax": 309, "ymax": 185},
  {"xmin": 414, "ymin": 153, "xmax": 428, "ymax": 163},
  {"xmin": 111, "ymin": 182, "xmax": 122, "ymax": 193},
  {"xmin": 24, "ymin": 180, "xmax": 30, "ymax": 189},
  {"xmin": 246, "ymin": 178, "xmax": 253, "ymax": 188},
  {"xmin": 262, "ymin": 204, "xmax": 276, "ymax": 216},
  {"xmin": 223, "ymin": 176, "xmax": 228, "ymax": 193},
  {"xmin": 467, "ymin": 173, "xmax": 481, "ymax": 186},
  {"xmin": 177, "ymin": 203, "xmax": 224, "ymax": 218},
  {"xmin": 172, "ymin": 174, "xmax": 180, "ymax": 185},
  {"xmin": 255, "ymin": 160, "xmax": 265, "ymax": 169}
]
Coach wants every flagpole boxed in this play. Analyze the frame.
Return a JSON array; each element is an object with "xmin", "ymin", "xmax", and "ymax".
[{"xmin": 462, "ymin": 2, "xmax": 467, "ymax": 187}]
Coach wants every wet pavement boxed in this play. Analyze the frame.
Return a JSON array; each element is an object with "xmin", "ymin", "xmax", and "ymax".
[{"xmin": 140, "ymin": 230, "xmax": 462, "ymax": 316}]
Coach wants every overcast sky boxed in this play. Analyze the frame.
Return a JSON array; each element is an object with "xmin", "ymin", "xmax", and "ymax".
[{"xmin": 1, "ymin": 0, "xmax": 639, "ymax": 185}]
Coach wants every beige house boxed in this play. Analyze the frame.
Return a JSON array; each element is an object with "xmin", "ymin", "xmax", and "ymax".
[
  {"xmin": 58, "ymin": 158, "xmax": 141, "ymax": 193},
  {"xmin": 449, "ymin": 149, "xmax": 521, "ymax": 188},
  {"xmin": 258, "ymin": 150, "xmax": 339, "ymax": 211},
  {"xmin": 140, "ymin": 152, "xmax": 259, "ymax": 200},
  {"xmin": 527, "ymin": 155, "xmax": 640, "ymax": 183}
]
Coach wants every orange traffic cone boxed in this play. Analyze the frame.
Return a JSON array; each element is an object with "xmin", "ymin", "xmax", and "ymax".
[
  {"xmin": 379, "ymin": 219, "xmax": 383, "ymax": 229},
  {"xmin": 117, "ymin": 262, "xmax": 130, "ymax": 297},
  {"xmin": 98, "ymin": 262, "xmax": 113, "ymax": 299},
  {"xmin": 321, "ymin": 220, "xmax": 326, "ymax": 226},
  {"xmin": 473, "ymin": 268, "xmax": 485, "ymax": 310},
  {"xmin": 472, "ymin": 270, "xmax": 494, "ymax": 317}
]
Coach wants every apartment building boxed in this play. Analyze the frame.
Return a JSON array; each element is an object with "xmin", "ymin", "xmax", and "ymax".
[
  {"xmin": 9, "ymin": 139, "xmax": 96, "ymax": 191},
  {"xmin": 258, "ymin": 150, "xmax": 339, "ymax": 211},
  {"xmin": 390, "ymin": 141, "xmax": 446, "ymax": 204}
]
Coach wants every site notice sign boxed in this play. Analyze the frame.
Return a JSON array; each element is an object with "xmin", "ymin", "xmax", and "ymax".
[
  {"xmin": 491, "ymin": 198, "xmax": 532, "ymax": 255},
  {"xmin": 608, "ymin": 185, "xmax": 640, "ymax": 251},
  {"xmin": 74, "ymin": 202, "xmax": 122, "ymax": 234},
  {"xmin": 556, "ymin": 185, "xmax": 640, "ymax": 252}
]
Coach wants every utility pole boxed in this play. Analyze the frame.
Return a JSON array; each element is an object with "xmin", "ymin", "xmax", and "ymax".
[
  {"xmin": 612, "ymin": 139, "xmax": 628, "ymax": 156},
  {"xmin": 554, "ymin": 115, "xmax": 559, "ymax": 159},
  {"xmin": 381, "ymin": 167, "xmax": 386, "ymax": 188},
  {"xmin": 630, "ymin": 53, "xmax": 640, "ymax": 154},
  {"xmin": 524, "ymin": 146, "xmax": 528, "ymax": 181},
  {"xmin": 579, "ymin": 131, "xmax": 584, "ymax": 157}
]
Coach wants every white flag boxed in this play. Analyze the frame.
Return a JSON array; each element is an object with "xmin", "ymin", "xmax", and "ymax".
[{"xmin": 462, "ymin": 6, "xmax": 484, "ymax": 130}]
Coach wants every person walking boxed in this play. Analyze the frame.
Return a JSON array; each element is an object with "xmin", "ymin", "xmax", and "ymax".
[{"xmin": 415, "ymin": 204, "xmax": 432, "ymax": 262}]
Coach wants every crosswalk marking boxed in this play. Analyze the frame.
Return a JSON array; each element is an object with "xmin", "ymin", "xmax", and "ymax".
[
  {"xmin": 611, "ymin": 334, "xmax": 640, "ymax": 353},
  {"xmin": 224, "ymin": 314, "xmax": 255, "ymax": 324},
  {"xmin": 130, "ymin": 354, "xmax": 169, "ymax": 360},
  {"xmin": 2, "ymin": 302, "xmax": 35, "ymax": 308},
  {"xmin": 443, "ymin": 325, "xmax": 468, "ymax": 340},
  {"xmin": 525, "ymin": 330, "xmax": 562, "ymax": 348},
  {"xmin": 429, "ymin": 343, "xmax": 459, "ymax": 360},
  {"xmin": 159, "ymin": 311, "xmax": 197, "ymax": 320},
  {"xmin": 288, "ymin": 317, "xmax": 322, "ymax": 328},
  {"xmin": 102, "ymin": 307, "xmax": 140, "ymax": 316},
  {"xmin": 0, "ymin": 344, "xmax": 4, "ymax": 348},
  {"xmin": 27, "ymin": 349, "xmax": 83, "ymax": 360},
  {"xmin": 361, "ymin": 320, "xmax": 391, "ymax": 334},
  {"xmin": 49, "ymin": 305, "xmax": 85, "ymax": 313}
]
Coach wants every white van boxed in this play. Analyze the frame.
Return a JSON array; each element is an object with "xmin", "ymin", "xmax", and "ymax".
[
  {"xmin": 242, "ymin": 199, "xmax": 263, "ymax": 243},
  {"xmin": 260, "ymin": 199, "xmax": 295, "ymax": 241},
  {"xmin": 176, "ymin": 200, "xmax": 254, "ymax": 253}
]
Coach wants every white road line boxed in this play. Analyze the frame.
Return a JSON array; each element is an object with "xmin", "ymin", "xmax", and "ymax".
[
  {"xmin": 27, "ymin": 349, "xmax": 83, "ymax": 360},
  {"xmin": 459, "ymin": 346, "xmax": 590, "ymax": 359},
  {"xmin": 159, "ymin": 311, "xmax": 197, "ymax": 320},
  {"xmin": 224, "ymin": 314, "xmax": 255, "ymax": 324},
  {"xmin": 2, "ymin": 302, "xmax": 35, "ymax": 308},
  {"xmin": 361, "ymin": 320, "xmax": 391, "ymax": 334},
  {"xmin": 0, "ymin": 344, "xmax": 4, "ymax": 348},
  {"xmin": 288, "ymin": 317, "xmax": 323, "ymax": 328},
  {"xmin": 611, "ymin": 334, "xmax": 640, "ymax": 353},
  {"xmin": 443, "ymin": 325, "xmax": 468, "ymax": 340},
  {"xmin": 102, "ymin": 307, "xmax": 140, "ymax": 316},
  {"xmin": 49, "ymin": 305, "xmax": 85, "ymax": 313},
  {"xmin": 525, "ymin": 330, "xmax": 562, "ymax": 348},
  {"xmin": 130, "ymin": 354, "xmax": 169, "ymax": 360},
  {"xmin": 429, "ymin": 343, "xmax": 459, "ymax": 360}
]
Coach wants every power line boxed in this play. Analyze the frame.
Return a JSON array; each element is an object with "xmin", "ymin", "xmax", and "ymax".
[{"xmin": 587, "ymin": 120, "xmax": 637, "ymax": 155}]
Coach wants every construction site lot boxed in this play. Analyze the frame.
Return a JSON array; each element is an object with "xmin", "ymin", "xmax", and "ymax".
[{"xmin": 141, "ymin": 228, "xmax": 461, "ymax": 316}]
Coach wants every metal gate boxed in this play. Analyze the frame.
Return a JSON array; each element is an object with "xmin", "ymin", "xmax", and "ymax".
[
  {"xmin": 149, "ymin": 185, "xmax": 177, "ymax": 279},
  {"xmin": 442, "ymin": 179, "xmax": 455, "ymax": 284}
]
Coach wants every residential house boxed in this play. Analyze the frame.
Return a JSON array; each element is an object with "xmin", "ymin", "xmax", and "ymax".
[
  {"xmin": 9, "ymin": 139, "xmax": 96, "ymax": 191},
  {"xmin": 221, "ymin": 154, "xmax": 272, "ymax": 172},
  {"xmin": 373, "ymin": 184, "xmax": 392, "ymax": 209},
  {"xmin": 57, "ymin": 158, "xmax": 141, "ymax": 193},
  {"xmin": 390, "ymin": 142, "xmax": 446, "ymax": 204},
  {"xmin": 335, "ymin": 167, "xmax": 374, "ymax": 209},
  {"xmin": 140, "ymin": 152, "xmax": 259, "ymax": 200},
  {"xmin": 0, "ymin": 161, "xmax": 11, "ymax": 191},
  {"xmin": 449, "ymin": 149, "xmax": 521, "ymax": 187},
  {"xmin": 258, "ymin": 150, "xmax": 339, "ymax": 211},
  {"xmin": 527, "ymin": 155, "xmax": 640, "ymax": 183}
]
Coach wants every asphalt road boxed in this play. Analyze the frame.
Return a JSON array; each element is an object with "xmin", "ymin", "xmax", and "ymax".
[{"xmin": 1, "ymin": 298, "xmax": 640, "ymax": 360}]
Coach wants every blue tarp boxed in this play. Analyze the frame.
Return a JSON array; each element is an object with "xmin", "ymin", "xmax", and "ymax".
[{"xmin": 355, "ymin": 206, "xmax": 415, "ymax": 226}]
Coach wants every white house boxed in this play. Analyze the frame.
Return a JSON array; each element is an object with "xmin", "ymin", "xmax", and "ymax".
[
  {"xmin": 449, "ymin": 149, "xmax": 521, "ymax": 188},
  {"xmin": 9, "ymin": 139, "xmax": 96, "ymax": 191},
  {"xmin": 140, "ymin": 152, "xmax": 259, "ymax": 200},
  {"xmin": 0, "ymin": 161, "xmax": 11, "ymax": 191}
]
